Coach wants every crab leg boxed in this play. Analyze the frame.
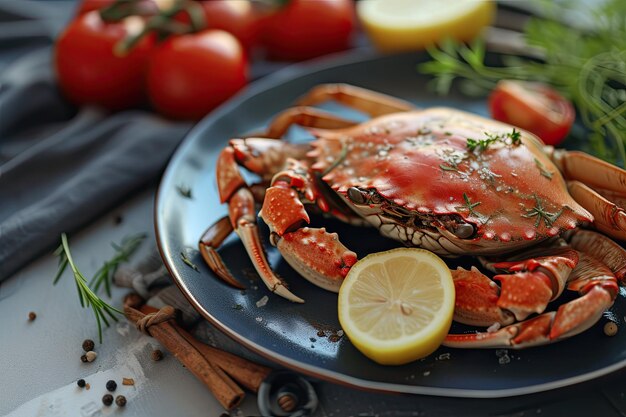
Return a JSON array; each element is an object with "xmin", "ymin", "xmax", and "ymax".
[
  {"xmin": 198, "ymin": 216, "xmax": 244, "ymax": 289},
  {"xmin": 445, "ymin": 247, "xmax": 619, "ymax": 349},
  {"xmin": 260, "ymin": 159, "xmax": 358, "ymax": 294},
  {"xmin": 201, "ymin": 142, "xmax": 311, "ymax": 302},
  {"xmin": 564, "ymin": 229, "xmax": 626, "ymax": 282},
  {"xmin": 263, "ymin": 106, "xmax": 358, "ymax": 139},
  {"xmin": 296, "ymin": 83, "xmax": 416, "ymax": 117},
  {"xmin": 549, "ymin": 149, "xmax": 626, "ymax": 241}
]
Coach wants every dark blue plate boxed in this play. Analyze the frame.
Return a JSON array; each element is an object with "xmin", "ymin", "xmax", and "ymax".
[{"xmin": 155, "ymin": 50, "xmax": 626, "ymax": 397}]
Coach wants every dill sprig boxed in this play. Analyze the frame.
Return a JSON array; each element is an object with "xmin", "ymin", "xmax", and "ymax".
[
  {"xmin": 419, "ymin": 0, "xmax": 626, "ymax": 166},
  {"xmin": 53, "ymin": 233, "xmax": 144, "ymax": 343},
  {"xmin": 89, "ymin": 233, "xmax": 146, "ymax": 297}
]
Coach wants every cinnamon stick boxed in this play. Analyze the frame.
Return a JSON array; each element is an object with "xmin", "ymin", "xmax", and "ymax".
[
  {"xmin": 124, "ymin": 305, "xmax": 244, "ymax": 410},
  {"xmin": 139, "ymin": 305, "xmax": 272, "ymax": 393}
]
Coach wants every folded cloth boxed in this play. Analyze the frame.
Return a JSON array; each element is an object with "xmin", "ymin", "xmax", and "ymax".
[{"xmin": 0, "ymin": 2, "xmax": 192, "ymax": 280}]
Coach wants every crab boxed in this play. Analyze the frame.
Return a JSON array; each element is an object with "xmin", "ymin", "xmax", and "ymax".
[{"xmin": 199, "ymin": 84, "xmax": 626, "ymax": 349}]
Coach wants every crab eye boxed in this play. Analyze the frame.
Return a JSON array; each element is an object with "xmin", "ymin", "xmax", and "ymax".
[
  {"xmin": 347, "ymin": 187, "xmax": 368, "ymax": 204},
  {"xmin": 451, "ymin": 223, "xmax": 476, "ymax": 239}
]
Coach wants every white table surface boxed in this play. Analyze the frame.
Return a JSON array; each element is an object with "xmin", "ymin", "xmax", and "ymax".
[{"xmin": 0, "ymin": 189, "xmax": 263, "ymax": 416}]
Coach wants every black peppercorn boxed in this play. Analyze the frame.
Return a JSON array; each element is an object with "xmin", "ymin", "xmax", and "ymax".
[
  {"xmin": 77, "ymin": 379, "xmax": 86, "ymax": 388},
  {"xmin": 106, "ymin": 380, "xmax": 117, "ymax": 392},
  {"xmin": 151, "ymin": 349, "xmax": 163, "ymax": 361},
  {"xmin": 102, "ymin": 394, "xmax": 113, "ymax": 406},
  {"xmin": 82, "ymin": 339, "xmax": 95, "ymax": 352},
  {"xmin": 80, "ymin": 354, "xmax": 88, "ymax": 363},
  {"xmin": 115, "ymin": 395, "xmax": 127, "ymax": 407},
  {"xmin": 28, "ymin": 311, "xmax": 37, "ymax": 321}
]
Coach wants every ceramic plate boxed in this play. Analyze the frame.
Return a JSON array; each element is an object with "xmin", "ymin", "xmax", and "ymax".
[{"xmin": 155, "ymin": 50, "xmax": 626, "ymax": 397}]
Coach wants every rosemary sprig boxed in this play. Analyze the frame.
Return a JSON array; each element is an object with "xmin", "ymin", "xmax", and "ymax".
[
  {"xmin": 54, "ymin": 233, "xmax": 124, "ymax": 343},
  {"xmin": 89, "ymin": 233, "xmax": 146, "ymax": 297},
  {"xmin": 419, "ymin": 0, "xmax": 626, "ymax": 166},
  {"xmin": 456, "ymin": 193, "xmax": 482, "ymax": 217},
  {"xmin": 522, "ymin": 195, "xmax": 564, "ymax": 228}
]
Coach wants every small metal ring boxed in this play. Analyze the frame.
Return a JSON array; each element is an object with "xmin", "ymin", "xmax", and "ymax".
[{"xmin": 257, "ymin": 370, "xmax": 318, "ymax": 417}]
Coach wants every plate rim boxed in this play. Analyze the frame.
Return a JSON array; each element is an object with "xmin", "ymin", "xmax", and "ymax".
[{"xmin": 154, "ymin": 48, "xmax": 626, "ymax": 398}]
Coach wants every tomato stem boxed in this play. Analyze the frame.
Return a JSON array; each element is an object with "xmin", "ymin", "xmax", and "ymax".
[
  {"xmin": 99, "ymin": 0, "xmax": 154, "ymax": 22},
  {"xmin": 114, "ymin": 0, "xmax": 207, "ymax": 57}
]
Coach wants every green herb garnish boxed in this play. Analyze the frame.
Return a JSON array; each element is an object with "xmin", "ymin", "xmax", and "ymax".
[
  {"xmin": 54, "ymin": 234, "xmax": 124, "ymax": 343},
  {"xmin": 466, "ymin": 129, "xmax": 521, "ymax": 152},
  {"xmin": 522, "ymin": 195, "xmax": 563, "ymax": 228},
  {"xmin": 89, "ymin": 233, "xmax": 146, "ymax": 297},
  {"xmin": 177, "ymin": 185, "xmax": 193, "ymax": 199},
  {"xmin": 534, "ymin": 157, "xmax": 554, "ymax": 180},
  {"xmin": 419, "ymin": 0, "xmax": 626, "ymax": 165},
  {"xmin": 180, "ymin": 251, "xmax": 199, "ymax": 272},
  {"xmin": 456, "ymin": 192, "xmax": 482, "ymax": 217}
]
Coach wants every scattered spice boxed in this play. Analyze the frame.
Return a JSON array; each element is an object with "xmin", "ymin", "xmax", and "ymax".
[
  {"xmin": 122, "ymin": 377, "xmax": 135, "ymax": 386},
  {"xmin": 256, "ymin": 295, "xmax": 269, "ymax": 308},
  {"xmin": 123, "ymin": 293, "xmax": 145, "ymax": 309},
  {"xmin": 277, "ymin": 392, "xmax": 297, "ymax": 412},
  {"xmin": 151, "ymin": 349, "xmax": 164, "ymax": 361},
  {"xmin": 80, "ymin": 354, "xmax": 88, "ymax": 363},
  {"xmin": 106, "ymin": 380, "xmax": 117, "ymax": 392},
  {"xmin": 176, "ymin": 184, "xmax": 193, "ymax": 199},
  {"xmin": 85, "ymin": 383, "xmax": 91, "ymax": 390},
  {"xmin": 604, "ymin": 321, "xmax": 618, "ymax": 336},
  {"xmin": 115, "ymin": 395, "xmax": 127, "ymax": 407},
  {"xmin": 102, "ymin": 394, "xmax": 113, "ymax": 406},
  {"xmin": 114, "ymin": 214, "xmax": 124, "ymax": 225},
  {"xmin": 77, "ymin": 379, "xmax": 86, "ymax": 388},
  {"xmin": 28, "ymin": 311, "xmax": 37, "ymax": 321},
  {"xmin": 85, "ymin": 351, "xmax": 97, "ymax": 362},
  {"xmin": 82, "ymin": 339, "xmax": 95, "ymax": 352},
  {"xmin": 180, "ymin": 251, "xmax": 199, "ymax": 272}
]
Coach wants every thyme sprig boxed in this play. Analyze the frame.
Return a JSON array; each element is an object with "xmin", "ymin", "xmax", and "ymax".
[
  {"xmin": 419, "ymin": 0, "xmax": 626, "ymax": 166},
  {"xmin": 466, "ymin": 129, "xmax": 521, "ymax": 152},
  {"xmin": 54, "ymin": 234, "xmax": 125, "ymax": 343}
]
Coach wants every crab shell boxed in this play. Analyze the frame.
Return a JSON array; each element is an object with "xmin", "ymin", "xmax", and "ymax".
[{"xmin": 308, "ymin": 108, "xmax": 592, "ymax": 256}]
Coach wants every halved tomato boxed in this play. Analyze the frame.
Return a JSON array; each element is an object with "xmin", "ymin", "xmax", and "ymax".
[{"xmin": 488, "ymin": 80, "xmax": 575, "ymax": 146}]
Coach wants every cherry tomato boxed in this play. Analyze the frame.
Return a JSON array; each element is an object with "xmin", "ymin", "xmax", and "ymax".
[
  {"xmin": 199, "ymin": 0, "xmax": 268, "ymax": 50},
  {"xmin": 261, "ymin": 0, "xmax": 355, "ymax": 61},
  {"xmin": 54, "ymin": 12, "xmax": 155, "ymax": 110},
  {"xmin": 488, "ymin": 80, "xmax": 575, "ymax": 146},
  {"xmin": 146, "ymin": 30, "xmax": 248, "ymax": 120}
]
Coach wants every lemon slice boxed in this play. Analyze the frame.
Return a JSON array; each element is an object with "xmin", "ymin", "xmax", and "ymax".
[
  {"xmin": 357, "ymin": 0, "xmax": 496, "ymax": 52},
  {"xmin": 338, "ymin": 248, "xmax": 455, "ymax": 365}
]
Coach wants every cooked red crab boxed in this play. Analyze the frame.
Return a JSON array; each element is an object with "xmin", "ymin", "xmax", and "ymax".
[{"xmin": 200, "ymin": 84, "xmax": 626, "ymax": 349}]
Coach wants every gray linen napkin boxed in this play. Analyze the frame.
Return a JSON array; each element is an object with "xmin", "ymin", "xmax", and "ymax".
[{"xmin": 0, "ymin": 2, "xmax": 192, "ymax": 280}]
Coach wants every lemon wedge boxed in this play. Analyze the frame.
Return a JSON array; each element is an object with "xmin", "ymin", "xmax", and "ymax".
[
  {"xmin": 338, "ymin": 248, "xmax": 455, "ymax": 365},
  {"xmin": 357, "ymin": 0, "xmax": 496, "ymax": 52}
]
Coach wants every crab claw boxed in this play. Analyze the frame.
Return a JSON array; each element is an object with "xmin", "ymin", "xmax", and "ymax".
[
  {"xmin": 451, "ymin": 267, "xmax": 515, "ymax": 327},
  {"xmin": 276, "ymin": 227, "xmax": 357, "ymax": 292},
  {"xmin": 445, "ymin": 248, "xmax": 617, "ymax": 349}
]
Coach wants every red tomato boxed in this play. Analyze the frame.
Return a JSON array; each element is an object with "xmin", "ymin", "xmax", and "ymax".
[
  {"xmin": 261, "ymin": 0, "xmax": 355, "ymax": 61},
  {"xmin": 146, "ymin": 30, "xmax": 248, "ymax": 120},
  {"xmin": 54, "ymin": 12, "xmax": 155, "ymax": 110},
  {"xmin": 199, "ymin": 0, "xmax": 268, "ymax": 50},
  {"xmin": 488, "ymin": 80, "xmax": 575, "ymax": 146}
]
